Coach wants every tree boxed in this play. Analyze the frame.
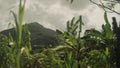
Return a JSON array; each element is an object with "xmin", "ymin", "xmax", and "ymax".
[
  {"xmin": 69, "ymin": 0, "xmax": 120, "ymax": 15},
  {"xmin": 112, "ymin": 17, "xmax": 120, "ymax": 68},
  {"xmin": 89, "ymin": 0, "xmax": 120, "ymax": 15}
]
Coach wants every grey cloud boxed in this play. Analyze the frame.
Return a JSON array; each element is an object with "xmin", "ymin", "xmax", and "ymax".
[
  {"xmin": 43, "ymin": 13, "xmax": 66, "ymax": 30},
  {"xmin": 0, "ymin": 0, "xmax": 18, "ymax": 31},
  {"xmin": 60, "ymin": 0, "xmax": 90, "ymax": 10},
  {"xmin": 0, "ymin": 0, "xmax": 17, "ymax": 11},
  {"xmin": 37, "ymin": 0, "xmax": 59, "ymax": 5},
  {"xmin": 24, "ymin": 5, "xmax": 66, "ymax": 30},
  {"xmin": 0, "ymin": 0, "xmax": 101, "ymax": 32}
]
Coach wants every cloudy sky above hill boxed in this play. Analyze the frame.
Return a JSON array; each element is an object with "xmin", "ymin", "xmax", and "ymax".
[{"xmin": 0, "ymin": 0, "xmax": 120, "ymax": 32}]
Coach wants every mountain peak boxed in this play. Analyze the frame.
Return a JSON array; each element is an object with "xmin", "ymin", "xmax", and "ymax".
[
  {"xmin": 28, "ymin": 22, "xmax": 44, "ymax": 28},
  {"xmin": 0, "ymin": 22, "xmax": 58, "ymax": 49}
]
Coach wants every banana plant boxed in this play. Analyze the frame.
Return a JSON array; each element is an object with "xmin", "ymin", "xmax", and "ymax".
[
  {"xmin": 56, "ymin": 16, "xmax": 84, "ymax": 68},
  {"xmin": 83, "ymin": 12, "xmax": 115, "ymax": 67}
]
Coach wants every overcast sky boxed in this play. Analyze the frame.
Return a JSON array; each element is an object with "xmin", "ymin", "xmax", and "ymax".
[{"xmin": 0, "ymin": 0, "xmax": 120, "ymax": 32}]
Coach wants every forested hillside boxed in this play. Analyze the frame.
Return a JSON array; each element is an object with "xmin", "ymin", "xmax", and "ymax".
[{"xmin": 0, "ymin": 22, "xmax": 58, "ymax": 52}]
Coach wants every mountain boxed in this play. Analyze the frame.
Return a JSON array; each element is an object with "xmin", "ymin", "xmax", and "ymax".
[{"xmin": 0, "ymin": 22, "xmax": 58, "ymax": 50}]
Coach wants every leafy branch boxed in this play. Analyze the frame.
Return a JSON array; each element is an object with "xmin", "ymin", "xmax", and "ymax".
[{"xmin": 89, "ymin": 0, "xmax": 120, "ymax": 15}]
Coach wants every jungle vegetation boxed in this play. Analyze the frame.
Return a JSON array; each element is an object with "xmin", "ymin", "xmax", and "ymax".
[{"xmin": 0, "ymin": 0, "xmax": 120, "ymax": 68}]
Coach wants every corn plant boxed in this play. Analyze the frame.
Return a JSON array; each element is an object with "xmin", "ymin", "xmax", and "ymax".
[
  {"xmin": 7, "ymin": 0, "xmax": 32, "ymax": 68},
  {"xmin": 10, "ymin": 0, "xmax": 25, "ymax": 67}
]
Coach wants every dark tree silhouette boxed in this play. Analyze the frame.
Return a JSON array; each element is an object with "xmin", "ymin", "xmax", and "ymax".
[{"xmin": 112, "ymin": 17, "xmax": 120, "ymax": 68}]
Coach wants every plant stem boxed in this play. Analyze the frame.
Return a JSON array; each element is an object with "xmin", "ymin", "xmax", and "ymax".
[
  {"xmin": 77, "ymin": 43, "xmax": 81, "ymax": 68},
  {"xmin": 16, "ymin": 52, "xmax": 21, "ymax": 68}
]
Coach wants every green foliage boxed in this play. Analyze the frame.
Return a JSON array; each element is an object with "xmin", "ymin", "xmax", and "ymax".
[
  {"xmin": 103, "ymin": 12, "xmax": 113, "ymax": 39},
  {"xmin": 112, "ymin": 17, "xmax": 120, "ymax": 68},
  {"xmin": 0, "ymin": 0, "xmax": 32, "ymax": 68},
  {"xmin": 56, "ymin": 12, "xmax": 115, "ymax": 68},
  {"xmin": 83, "ymin": 12, "xmax": 115, "ymax": 68},
  {"xmin": 0, "ymin": 0, "xmax": 119, "ymax": 68},
  {"xmin": 57, "ymin": 16, "xmax": 86, "ymax": 68}
]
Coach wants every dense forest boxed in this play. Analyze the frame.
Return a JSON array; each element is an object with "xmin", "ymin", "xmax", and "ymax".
[{"xmin": 0, "ymin": 0, "xmax": 120, "ymax": 68}]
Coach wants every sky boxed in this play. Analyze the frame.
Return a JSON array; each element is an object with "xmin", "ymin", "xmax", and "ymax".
[{"xmin": 0, "ymin": 0, "xmax": 120, "ymax": 32}]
